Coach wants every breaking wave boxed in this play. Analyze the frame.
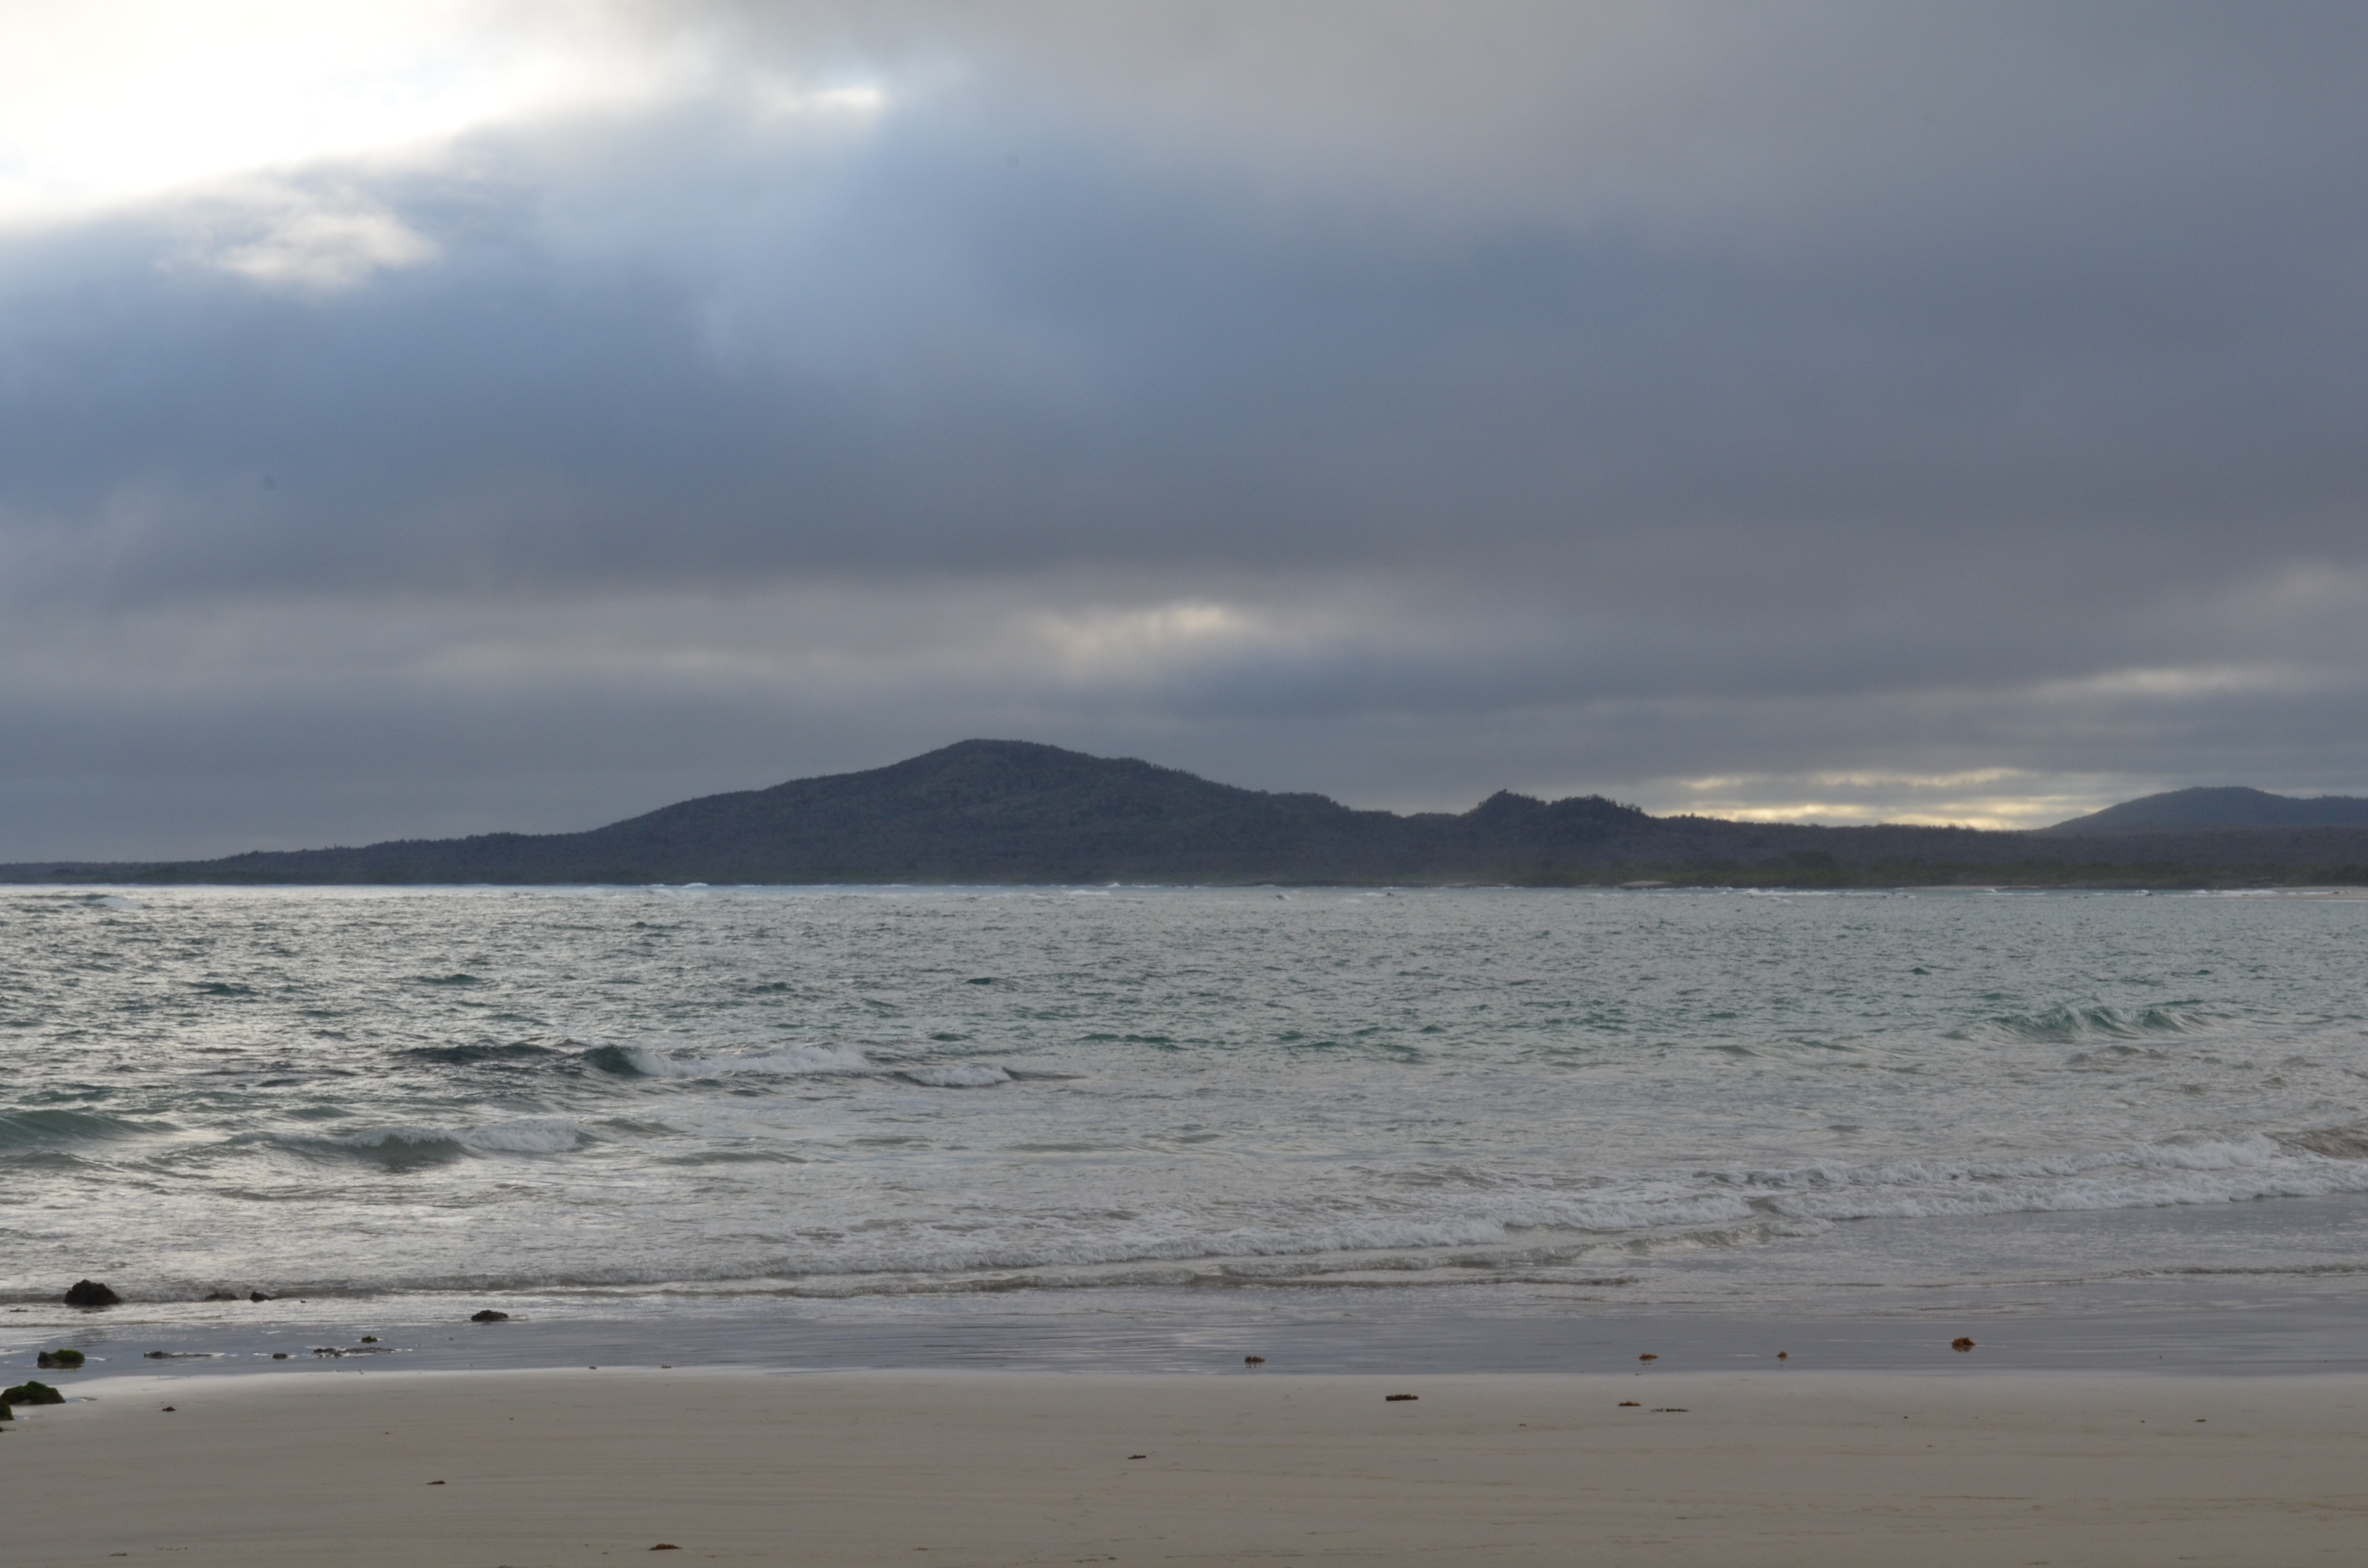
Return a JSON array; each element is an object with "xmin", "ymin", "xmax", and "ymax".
[
  {"xmin": 900, "ymin": 1064, "xmax": 1012, "ymax": 1088},
  {"xmin": 1713, "ymin": 1134, "xmax": 2368, "ymax": 1221},
  {"xmin": 321, "ymin": 1119, "xmax": 583, "ymax": 1160},
  {"xmin": 1961, "ymin": 1003, "xmax": 2222, "ymax": 1043}
]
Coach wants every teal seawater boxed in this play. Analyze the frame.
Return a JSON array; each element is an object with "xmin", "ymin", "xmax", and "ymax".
[{"xmin": 2, "ymin": 885, "xmax": 2364, "ymax": 1316}]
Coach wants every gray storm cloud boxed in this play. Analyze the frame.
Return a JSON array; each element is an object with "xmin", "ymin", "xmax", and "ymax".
[{"xmin": 2, "ymin": 2, "xmax": 2365, "ymax": 857}]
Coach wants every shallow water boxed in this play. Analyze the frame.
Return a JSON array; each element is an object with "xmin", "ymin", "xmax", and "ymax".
[{"xmin": 3, "ymin": 884, "xmax": 2365, "ymax": 1343}]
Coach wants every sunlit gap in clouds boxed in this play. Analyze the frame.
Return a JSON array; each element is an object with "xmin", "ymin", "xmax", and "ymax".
[
  {"xmin": 753, "ymin": 81, "xmax": 889, "ymax": 121},
  {"xmin": 1658, "ymin": 770, "xmax": 2115, "ymax": 832},
  {"xmin": 1030, "ymin": 601, "xmax": 1271, "ymax": 678},
  {"xmin": 1, "ymin": 0, "xmax": 627, "ymax": 227},
  {"xmin": 0, "ymin": 1, "xmax": 892, "ymax": 233}
]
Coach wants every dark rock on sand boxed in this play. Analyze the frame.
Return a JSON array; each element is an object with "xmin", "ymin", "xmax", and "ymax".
[
  {"xmin": 36, "ymin": 1349, "xmax": 85, "ymax": 1370},
  {"xmin": 470, "ymin": 1309, "xmax": 510, "ymax": 1323},
  {"xmin": 203, "ymin": 1290, "xmax": 240, "ymax": 1301},
  {"xmin": 1951, "ymin": 1336, "xmax": 1976, "ymax": 1352},
  {"xmin": 250, "ymin": 1290, "xmax": 272, "ymax": 1302},
  {"xmin": 2, "ymin": 1380, "xmax": 65, "ymax": 1406},
  {"xmin": 63, "ymin": 1280, "xmax": 122, "ymax": 1308}
]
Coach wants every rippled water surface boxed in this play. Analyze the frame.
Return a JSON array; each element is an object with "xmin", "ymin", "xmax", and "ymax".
[{"xmin": 4, "ymin": 885, "xmax": 2366, "ymax": 1324}]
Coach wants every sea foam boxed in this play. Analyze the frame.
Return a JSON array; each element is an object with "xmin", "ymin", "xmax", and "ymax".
[{"xmin": 900, "ymin": 1064, "xmax": 1012, "ymax": 1087}]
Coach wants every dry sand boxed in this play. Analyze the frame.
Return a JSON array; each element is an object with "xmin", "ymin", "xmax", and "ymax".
[{"xmin": 8, "ymin": 1368, "xmax": 2367, "ymax": 1566}]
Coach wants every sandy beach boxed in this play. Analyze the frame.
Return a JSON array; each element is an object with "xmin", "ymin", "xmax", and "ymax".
[{"xmin": 8, "ymin": 1368, "xmax": 2366, "ymax": 1566}]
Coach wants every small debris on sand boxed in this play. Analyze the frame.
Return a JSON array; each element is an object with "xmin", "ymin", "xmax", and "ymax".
[
  {"xmin": 1618, "ymin": 1401, "xmax": 1641, "ymax": 1408},
  {"xmin": 1951, "ymin": 1336, "xmax": 1976, "ymax": 1352},
  {"xmin": 470, "ymin": 1310, "xmax": 510, "ymax": 1323},
  {"xmin": 650, "ymin": 1545, "xmax": 680, "ymax": 1552},
  {"xmin": 1652, "ymin": 1408, "xmax": 1689, "ymax": 1414},
  {"xmin": 1243, "ymin": 1355, "xmax": 1264, "ymax": 1365},
  {"xmin": 1128, "ymin": 1454, "xmax": 1146, "ymax": 1460},
  {"xmin": 1638, "ymin": 1353, "xmax": 1658, "ymax": 1362},
  {"xmin": 1385, "ymin": 1394, "xmax": 1418, "ymax": 1402},
  {"xmin": 1776, "ymin": 1351, "xmax": 1788, "ymax": 1361}
]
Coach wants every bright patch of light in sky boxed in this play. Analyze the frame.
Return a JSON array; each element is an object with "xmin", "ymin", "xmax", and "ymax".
[
  {"xmin": 1032, "ymin": 601, "xmax": 1266, "ymax": 674},
  {"xmin": 0, "ymin": 0, "xmax": 625, "ymax": 225},
  {"xmin": 0, "ymin": 1, "xmax": 887, "ymax": 230},
  {"xmin": 1658, "ymin": 770, "xmax": 2118, "ymax": 831},
  {"xmin": 754, "ymin": 79, "xmax": 889, "ymax": 121}
]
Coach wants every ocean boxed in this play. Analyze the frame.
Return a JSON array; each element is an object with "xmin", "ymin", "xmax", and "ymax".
[{"xmin": 5, "ymin": 883, "xmax": 2367, "ymax": 1373}]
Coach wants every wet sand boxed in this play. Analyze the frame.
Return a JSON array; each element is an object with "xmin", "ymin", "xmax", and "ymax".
[{"xmin": 9, "ymin": 1368, "xmax": 2368, "ymax": 1565}]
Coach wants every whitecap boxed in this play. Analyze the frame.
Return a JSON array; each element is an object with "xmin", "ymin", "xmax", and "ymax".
[
  {"xmin": 460, "ymin": 1119, "xmax": 583, "ymax": 1154},
  {"xmin": 336, "ymin": 1118, "xmax": 580, "ymax": 1154},
  {"xmin": 900, "ymin": 1064, "xmax": 1012, "ymax": 1088}
]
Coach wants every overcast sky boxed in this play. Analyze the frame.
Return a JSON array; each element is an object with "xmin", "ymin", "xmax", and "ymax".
[{"xmin": 3, "ymin": 1, "xmax": 2365, "ymax": 859}]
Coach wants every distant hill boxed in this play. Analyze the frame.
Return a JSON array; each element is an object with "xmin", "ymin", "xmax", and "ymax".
[
  {"xmin": 86, "ymin": 740, "xmax": 1666, "ymax": 886},
  {"xmin": 6, "ymin": 740, "xmax": 2368, "ymax": 887},
  {"xmin": 2044, "ymin": 786, "xmax": 2368, "ymax": 834}
]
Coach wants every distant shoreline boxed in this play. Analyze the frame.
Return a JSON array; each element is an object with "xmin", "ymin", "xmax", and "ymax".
[
  {"xmin": 9, "ymin": 873, "xmax": 2368, "ymax": 892},
  {"xmin": 8, "ymin": 742, "xmax": 2368, "ymax": 889}
]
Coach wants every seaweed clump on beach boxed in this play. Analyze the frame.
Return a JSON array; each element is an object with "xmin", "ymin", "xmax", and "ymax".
[
  {"xmin": 2, "ymin": 1380, "xmax": 65, "ymax": 1406},
  {"xmin": 36, "ymin": 1349, "xmax": 85, "ymax": 1369}
]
